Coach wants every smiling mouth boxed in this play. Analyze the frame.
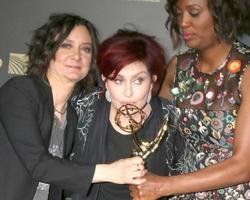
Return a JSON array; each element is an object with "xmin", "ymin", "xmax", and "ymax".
[{"xmin": 67, "ymin": 65, "xmax": 81, "ymax": 69}]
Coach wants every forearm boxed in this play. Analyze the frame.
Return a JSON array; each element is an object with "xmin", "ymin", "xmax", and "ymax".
[
  {"xmin": 92, "ymin": 164, "xmax": 111, "ymax": 183},
  {"xmin": 92, "ymin": 164, "xmax": 126, "ymax": 183},
  {"xmin": 163, "ymin": 156, "xmax": 250, "ymax": 196},
  {"xmin": 92, "ymin": 157, "xmax": 146, "ymax": 185}
]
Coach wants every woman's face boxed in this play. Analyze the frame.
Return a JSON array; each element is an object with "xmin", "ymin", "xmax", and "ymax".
[
  {"xmin": 105, "ymin": 61, "xmax": 156, "ymax": 110},
  {"xmin": 48, "ymin": 25, "xmax": 92, "ymax": 85},
  {"xmin": 176, "ymin": 0, "xmax": 218, "ymax": 49}
]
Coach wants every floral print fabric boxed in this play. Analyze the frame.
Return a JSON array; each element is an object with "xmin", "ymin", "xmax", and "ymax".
[{"xmin": 170, "ymin": 41, "xmax": 250, "ymax": 200}]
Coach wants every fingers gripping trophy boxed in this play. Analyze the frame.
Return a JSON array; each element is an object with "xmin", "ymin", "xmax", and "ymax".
[{"xmin": 114, "ymin": 103, "xmax": 169, "ymax": 160}]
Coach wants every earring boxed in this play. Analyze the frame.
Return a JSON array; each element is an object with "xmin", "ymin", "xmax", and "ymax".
[
  {"xmin": 147, "ymin": 93, "xmax": 152, "ymax": 103},
  {"xmin": 105, "ymin": 90, "xmax": 112, "ymax": 102}
]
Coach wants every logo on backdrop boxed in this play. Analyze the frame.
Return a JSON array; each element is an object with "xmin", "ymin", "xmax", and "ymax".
[{"xmin": 8, "ymin": 53, "xmax": 28, "ymax": 75}]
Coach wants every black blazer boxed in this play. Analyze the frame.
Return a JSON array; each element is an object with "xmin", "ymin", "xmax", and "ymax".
[{"xmin": 0, "ymin": 75, "xmax": 95, "ymax": 200}]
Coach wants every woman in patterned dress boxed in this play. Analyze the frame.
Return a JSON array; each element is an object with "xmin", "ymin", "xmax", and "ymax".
[{"xmin": 130, "ymin": 0, "xmax": 250, "ymax": 199}]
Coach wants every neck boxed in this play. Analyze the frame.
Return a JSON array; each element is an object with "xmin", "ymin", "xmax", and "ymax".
[
  {"xmin": 197, "ymin": 41, "xmax": 232, "ymax": 73},
  {"xmin": 46, "ymin": 71, "xmax": 75, "ymax": 113}
]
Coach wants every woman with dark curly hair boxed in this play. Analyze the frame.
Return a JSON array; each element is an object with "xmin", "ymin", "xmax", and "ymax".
[
  {"xmin": 130, "ymin": 0, "xmax": 250, "ymax": 199},
  {"xmin": 0, "ymin": 13, "xmax": 146, "ymax": 200}
]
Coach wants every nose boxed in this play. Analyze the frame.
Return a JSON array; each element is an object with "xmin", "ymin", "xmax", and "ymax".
[
  {"xmin": 72, "ymin": 48, "xmax": 81, "ymax": 61},
  {"xmin": 124, "ymin": 82, "xmax": 133, "ymax": 98},
  {"xmin": 179, "ymin": 12, "xmax": 190, "ymax": 28}
]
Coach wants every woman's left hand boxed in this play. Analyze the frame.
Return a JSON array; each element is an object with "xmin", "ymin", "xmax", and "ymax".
[{"xmin": 129, "ymin": 172, "xmax": 169, "ymax": 200}]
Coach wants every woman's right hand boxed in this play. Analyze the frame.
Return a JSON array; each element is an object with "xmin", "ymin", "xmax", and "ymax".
[{"xmin": 93, "ymin": 156, "xmax": 146, "ymax": 185}]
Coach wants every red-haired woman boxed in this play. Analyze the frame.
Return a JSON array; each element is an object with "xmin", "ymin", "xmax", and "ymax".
[{"xmin": 68, "ymin": 29, "xmax": 182, "ymax": 200}]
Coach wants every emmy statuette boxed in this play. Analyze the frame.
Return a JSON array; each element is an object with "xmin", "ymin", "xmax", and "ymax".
[{"xmin": 115, "ymin": 103, "xmax": 169, "ymax": 160}]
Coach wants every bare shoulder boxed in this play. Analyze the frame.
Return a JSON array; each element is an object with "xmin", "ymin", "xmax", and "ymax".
[
  {"xmin": 241, "ymin": 64, "xmax": 250, "ymax": 98},
  {"xmin": 233, "ymin": 63, "xmax": 250, "ymax": 156},
  {"xmin": 159, "ymin": 56, "xmax": 177, "ymax": 100},
  {"xmin": 167, "ymin": 56, "xmax": 177, "ymax": 82}
]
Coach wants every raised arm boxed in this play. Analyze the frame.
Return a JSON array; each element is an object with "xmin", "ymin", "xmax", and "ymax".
[{"xmin": 159, "ymin": 56, "xmax": 177, "ymax": 100}]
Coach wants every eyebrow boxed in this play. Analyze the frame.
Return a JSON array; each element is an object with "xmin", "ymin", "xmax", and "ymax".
[
  {"xmin": 64, "ymin": 39, "xmax": 92, "ymax": 45},
  {"xmin": 177, "ymin": 2, "xmax": 202, "ymax": 9},
  {"xmin": 187, "ymin": 4, "xmax": 202, "ymax": 9},
  {"xmin": 117, "ymin": 71, "xmax": 149, "ymax": 78}
]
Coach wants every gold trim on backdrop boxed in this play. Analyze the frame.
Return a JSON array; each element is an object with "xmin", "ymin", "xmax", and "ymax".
[
  {"xmin": 8, "ymin": 53, "xmax": 28, "ymax": 75},
  {"xmin": 0, "ymin": 58, "xmax": 3, "ymax": 69}
]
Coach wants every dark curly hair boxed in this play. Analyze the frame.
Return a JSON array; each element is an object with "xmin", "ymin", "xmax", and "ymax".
[
  {"xmin": 26, "ymin": 13, "xmax": 100, "ymax": 92},
  {"xmin": 165, "ymin": 0, "xmax": 250, "ymax": 48}
]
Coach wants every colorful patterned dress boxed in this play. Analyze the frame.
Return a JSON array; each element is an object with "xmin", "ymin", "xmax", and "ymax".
[{"xmin": 170, "ymin": 41, "xmax": 250, "ymax": 199}]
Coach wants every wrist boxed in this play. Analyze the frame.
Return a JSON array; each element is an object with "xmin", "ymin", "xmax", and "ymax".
[
  {"xmin": 159, "ymin": 176, "xmax": 177, "ymax": 197},
  {"xmin": 93, "ymin": 164, "xmax": 111, "ymax": 183}
]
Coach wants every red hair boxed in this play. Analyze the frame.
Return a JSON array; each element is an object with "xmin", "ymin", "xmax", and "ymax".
[{"xmin": 97, "ymin": 29, "xmax": 166, "ymax": 95}]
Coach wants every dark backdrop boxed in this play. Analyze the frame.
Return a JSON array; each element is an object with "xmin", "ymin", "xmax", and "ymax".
[{"xmin": 0, "ymin": 0, "xmax": 249, "ymax": 86}]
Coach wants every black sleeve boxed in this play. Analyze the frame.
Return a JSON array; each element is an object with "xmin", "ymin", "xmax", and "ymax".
[
  {"xmin": 159, "ymin": 97, "xmax": 185, "ymax": 175},
  {"xmin": 0, "ymin": 80, "xmax": 95, "ymax": 194}
]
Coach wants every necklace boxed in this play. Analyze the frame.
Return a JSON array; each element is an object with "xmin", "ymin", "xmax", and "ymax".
[
  {"xmin": 54, "ymin": 108, "xmax": 67, "ymax": 115},
  {"xmin": 54, "ymin": 103, "xmax": 68, "ymax": 115},
  {"xmin": 194, "ymin": 45, "xmax": 232, "ymax": 75},
  {"xmin": 43, "ymin": 75, "xmax": 68, "ymax": 115}
]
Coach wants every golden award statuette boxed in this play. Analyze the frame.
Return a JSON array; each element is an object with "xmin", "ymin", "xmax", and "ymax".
[{"xmin": 115, "ymin": 103, "xmax": 169, "ymax": 160}]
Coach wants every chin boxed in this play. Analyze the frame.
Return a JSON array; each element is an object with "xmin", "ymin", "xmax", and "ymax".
[
  {"xmin": 68, "ymin": 74, "xmax": 86, "ymax": 81},
  {"xmin": 64, "ymin": 77, "xmax": 81, "ymax": 85},
  {"xmin": 184, "ymin": 38, "xmax": 201, "ymax": 49},
  {"xmin": 185, "ymin": 42, "xmax": 197, "ymax": 49}
]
